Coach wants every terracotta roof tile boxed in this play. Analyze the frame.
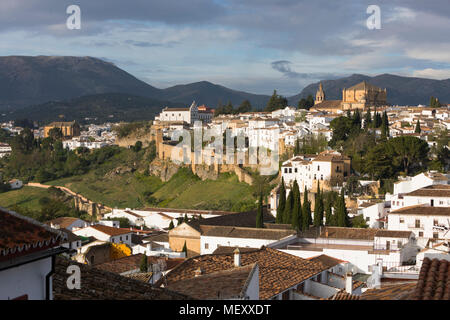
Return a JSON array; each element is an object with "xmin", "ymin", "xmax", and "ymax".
[
  {"xmin": 95, "ymin": 254, "xmax": 185, "ymax": 274},
  {"xmin": 390, "ymin": 205, "xmax": 450, "ymax": 216},
  {"xmin": 0, "ymin": 207, "xmax": 64, "ymax": 261},
  {"xmin": 412, "ymin": 258, "xmax": 450, "ymax": 300},
  {"xmin": 89, "ymin": 224, "xmax": 134, "ymax": 236},
  {"xmin": 405, "ymin": 185, "xmax": 450, "ymax": 197},
  {"xmin": 53, "ymin": 257, "xmax": 190, "ymax": 300},
  {"xmin": 361, "ymin": 282, "xmax": 417, "ymax": 300},
  {"xmin": 158, "ymin": 247, "xmax": 327, "ymax": 300},
  {"xmin": 165, "ymin": 264, "xmax": 258, "ymax": 299}
]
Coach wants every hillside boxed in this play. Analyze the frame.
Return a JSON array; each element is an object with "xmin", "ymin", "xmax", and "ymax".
[
  {"xmin": 158, "ymin": 81, "xmax": 270, "ymax": 109},
  {"xmin": 0, "ymin": 56, "xmax": 270, "ymax": 111},
  {"xmin": 0, "ymin": 56, "xmax": 161, "ymax": 109},
  {"xmin": 5, "ymin": 93, "xmax": 184, "ymax": 124},
  {"xmin": 288, "ymin": 73, "xmax": 450, "ymax": 106}
]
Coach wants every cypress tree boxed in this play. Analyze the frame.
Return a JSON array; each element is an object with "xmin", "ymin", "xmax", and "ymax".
[
  {"xmin": 140, "ymin": 254, "xmax": 148, "ymax": 272},
  {"xmin": 301, "ymin": 187, "xmax": 311, "ymax": 231},
  {"xmin": 415, "ymin": 120, "xmax": 421, "ymax": 134},
  {"xmin": 276, "ymin": 178, "xmax": 286, "ymax": 223},
  {"xmin": 284, "ymin": 189, "xmax": 294, "ymax": 224},
  {"xmin": 256, "ymin": 193, "xmax": 264, "ymax": 228},
  {"xmin": 291, "ymin": 180, "xmax": 301, "ymax": 230},
  {"xmin": 364, "ymin": 107, "xmax": 372, "ymax": 130},
  {"xmin": 314, "ymin": 182, "xmax": 324, "ymax": 227},
  {"xmin": 336, "ymin": 188, "xmax": 350, "ymax": 227},
  {"xmin": 381, "ymin": 111, "xmax": 388, "ymax": 140},
  {"xmin": 325, "ymin": 201, "xmax": 333, "ymax": 226},
  {"xmin": 294, "ymin": 139, "xmax": 300, "ymax": 155},
  {"xmin": 182, "ymin": 241, "xmax": 188, "ymax": 256}
]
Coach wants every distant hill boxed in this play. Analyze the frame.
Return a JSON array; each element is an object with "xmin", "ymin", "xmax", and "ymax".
[
  {"xmin": 288, "ymin": 73, "xmax": 450, "ymax": 106},
  {"xmin": 3, "ymin": 93, "xmax": 184, "ymax": 124},
  {"xmin": 0, "ymin": 56, "xmax": 270, "ymax": 111},
  {"xmin": 0, "ymin": 56, "xmax": 161, "ymax": 109},
  {"xmin": 158, "ymin": 81, "xmax": 270, "ymax": 109}
]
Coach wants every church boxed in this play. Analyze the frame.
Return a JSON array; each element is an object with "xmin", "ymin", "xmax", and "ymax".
[{"xmin": 311, "ymin": 81, "xmax": 387, "ymax": 112}]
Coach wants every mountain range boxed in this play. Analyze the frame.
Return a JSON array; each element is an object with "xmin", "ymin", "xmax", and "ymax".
[{"xmin": 0, "ymin": 56, "xmax": 449, "ymax": 123}]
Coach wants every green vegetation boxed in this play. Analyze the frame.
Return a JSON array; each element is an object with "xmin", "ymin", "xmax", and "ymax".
[
  {"xmin": 0, "ymin": 186, "xmax": 90, "ymax": 222},
  {"xmin": 215, "ymin": 100, "xmax": 252, "ymax": 116},
  {"xmin": 114, "ymin": 121, "xmax": 151, "ymax": 138},
  {"xmin": 265, "ymin": 90, "xmax": 288, "ymax": 112},
  {"xmin": 297, "ymin": 95, "xmax": 315, "ymax": 110}
]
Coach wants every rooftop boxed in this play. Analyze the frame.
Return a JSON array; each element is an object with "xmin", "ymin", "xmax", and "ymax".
[
  {"xmin": 201, "ymin": 225, "xmax": 296, "ymax": 240},
  {"xmin": 89, "ymin": 224, "xmax": 134, "ymax": 236},
  {"xmin": 157, "ymin": 246, "xmax": 327, "ymax": 300},
  {"xmin": 165, "ymin": 264, "xmax": 258, "ymax": 300},
  {"xmin": 53, "ymin": 257, "xmax": 190, "ymax": 300},
  {"xmin": 390, "ymin": 205, "xmax": 450, "ymax": 216},
  {"xmin": 412, "ymin": 258, "xmax": 450, "ymax": 300},
  {"xmin": 0, "ymin": 207, "xmax": 64, "ymax": 261},
  {"xmin": 405, "ymin": 184, "xmax": 450, "ymax": 197},
  {"xmin": 94, "ymin": 254, "xmax": 185, "ymax": 274}
]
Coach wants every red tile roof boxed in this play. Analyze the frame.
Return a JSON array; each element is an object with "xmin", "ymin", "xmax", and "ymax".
[
  {"xmin": 0, "ymin": 207, "xmax": 64, "ymax": 261},
  {"xmin": 412, "ymin": 258, "xmax": 450, "ymax": 300},
  {"xmin": 158, "ymin": 247, "xmax": 327, "ymax": 300},
  {"xmin": 89, "ymin": 224, "xmax": 134, "ymax": 236}
]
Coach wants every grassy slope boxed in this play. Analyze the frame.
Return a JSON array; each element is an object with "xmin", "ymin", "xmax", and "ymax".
[
  {"xmin": 44, "ymin": 167, "xmax": 255, "ymax": 210},
  {"xmin": 0, "ymin": 186, "xmax": 51, "ymax": 210}
]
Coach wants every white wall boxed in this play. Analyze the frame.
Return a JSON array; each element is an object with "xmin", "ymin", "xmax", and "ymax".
[{"xmin": 0, "ymin": 257, "xmax": 52, "ymax": 300}]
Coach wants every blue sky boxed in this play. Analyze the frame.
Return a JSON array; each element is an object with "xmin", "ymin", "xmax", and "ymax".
[{"xmin": 1, "ymin": 0, "xmax": 449, "ymax": 96}]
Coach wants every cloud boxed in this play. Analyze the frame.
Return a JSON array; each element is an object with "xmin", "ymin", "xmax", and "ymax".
[
  {"xmin": 271, "ymin": 60, "xmax": 343, "ymax": 80},
  {"xmin": 412, "ymin": 68, "xmax": 450, "ymax": 80}
]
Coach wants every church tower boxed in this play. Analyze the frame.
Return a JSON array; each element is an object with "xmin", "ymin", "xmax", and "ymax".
[{"xmin": 315, "ymin": 82, "xmax": 325, "ymax": 105}]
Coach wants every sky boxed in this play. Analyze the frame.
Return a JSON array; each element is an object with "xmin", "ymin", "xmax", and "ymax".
[{"xmin": 0, "ymin": 0, "xmax": 449, "ymax": 96}]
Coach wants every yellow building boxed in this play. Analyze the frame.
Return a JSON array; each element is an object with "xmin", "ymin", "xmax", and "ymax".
[
  {"xmin": 44, "ymin": 121, "xmax": 80, "ymax": 138},
  {"xmin": 311, "ymin": 81, "xmax": 387, "ymax": 112}
]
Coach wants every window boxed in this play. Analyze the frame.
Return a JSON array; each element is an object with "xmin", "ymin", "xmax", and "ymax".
[
  {"xmin": 314, "ymin": 174, "xmax": 317, "ymax": 180},
  {"xmin": 205, "ymin": 243, "xmax": 209, "ymax": 249},
  {"xmin": 419, "ymin": 232, "xmax": 424, "ymax": 237},
  {"xmin": 289, "ymin": 168, "xmax": 292, "ymax": 173},
  {"xmin": 431, "ymin": 199, "xmax": 434, "ymax": 207},
  {"xmin": 295, "ymin": 168, "xmax": 298, "ymax": 173},
  {"xmin": 366, "ymin": 217, "xmax": 370, "ymax": 222},
  {"xmin": 284, "ymin": 168, "xmax": 288, "ymax": 173},
  {"xmin": 398, "ymin": 241, "xmax": 403, "ymax": 248},
  {"xmin": 415, "ymin": 219, "xmax": 421, "ymax": 228},
  {"xmin": 317, "ymin": 165, "xmax": 320, "ymax": 171},
  {"xmin": 400, "ymin": 218, "xmax": 404, "ymax": 223},
  {"xmin": 434, "ymin": 219, "xmax": 438, "ymax": 225},
  {"xmin": 433, "ymin": 232, "xmax": 439, "ymax": 239},
  {"xmin": 321, "ymin": 174, "xmax": 323, "ymax": 180}
]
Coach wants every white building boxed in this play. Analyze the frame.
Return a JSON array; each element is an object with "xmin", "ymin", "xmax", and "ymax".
[
  {"xmin": 271, "ymin": 227, "xmax": 418, "ymax": 274},
  {"xmin": 0, "ymin": 208, "xmax": 66, "ymax": 300},
  {"xmin": 281, "ymin": 151, "xmax": 350, "ymax": 191},
  {"xmin": 388, "ymin": 205, "xmax": 450, "ymax": 241},
  {"xmin": 0, "ymin": 143, "xmax": 11, "ymax": 158},
  {"xmin": 73, "ymin": 224, "xmax": 133, "ymax": 246},
  {"xmin": 390, "ymin": 185, "xmax": 450, "ymax": 211},
  {"xmin": 200, "ymin": 226, "xmax": 297, "ymax": 255},
  {"xmin": 8, "ymin": 179, "xmax": 23, "ymax": 190},
  {"xmin": 358, "ymin": 201, "xmax": 389, "ymax": 228},
  {"xmin": 156, "ymin": 101, "xmax": 199, "ymax": 125}
]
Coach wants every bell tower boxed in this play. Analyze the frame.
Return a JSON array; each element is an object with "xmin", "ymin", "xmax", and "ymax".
[{"xmin": 315, "ymin": 82, "xmax": 325, "ymax": 105}]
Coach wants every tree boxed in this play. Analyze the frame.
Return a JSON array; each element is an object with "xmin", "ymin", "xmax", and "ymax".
[
  {"xmin": 48, "ymin": 127, "xmax": 63, "ymax": 141},
  {"xmin": 313, "ymin": 183, "xmax": 324, "ymax": 227},
  {"xmin": 265, "ymin": 90, "xmax": 288, "ymax": 112},
  {"xmin": 168, "ymin": 220, "xmax": 174, "ymax": 230},
  {"xmin": 387, "ymin": 136, "xmax": 429, "ymax": 175},
  {"xmin": 364, "ymin": 107, "xmax": 372, "ymax": 130},
  {"xmin": 140, "ymin": 254, "xmax": 148, "ymax": 272},
  {"xmin": 301, "ymin": 187, "xmax": 311, "ymax": 231},
  {"xmin": 291, "ymin": 180, "xmax": 301, "ymax": 230},
  {"xmin": 325, "ymin": 201, "xmax": 333, "ymax": 226},
  {"xmin": 335, "ymin": 188, "xmax": 350, "ymax": 227},
  {"xmin": 351, "ymin": 215, "xmax": 369, "ymax": 228},
  {"xmin": 306, "ymin": 95, "xmax": 314, "ymax": 109},
  {"xmin": 236, "ymin": 100, "xmax": 252, "ymax": 114},
  {"xmin": 133, "ymin": 140, "xmax": 143, "ymax": 152},
  {"xmin": 283, "ymin": 189, "xmax": 294, "ymax": 224},
  {"xmin": 294, "ymin": 138, "xmax": 300, "ymax": 155},
  {"xmin": 298, "ymin": 98, "xmax": 308, "ymax": 110},
  {"xmin": 415, "ymin": 120, "xmax": 421, "ymax": 134},
  {"xmin": 364, "ymin": 142, "xmax": 396, "ymax": 180},
  {"xmin": 276, "ymin": 178, "xmax": 286, "ymax": 223},
  {"xmin": 381, "ymin": 111, "xmax": 389, "ymax": 140},
  {"xmin": 182, "ymin": 241, "xmax": 188, "ymax": 256},
  {"xmin": 256, "ymin": 193, "xmax": 264, "ymax": 228}
]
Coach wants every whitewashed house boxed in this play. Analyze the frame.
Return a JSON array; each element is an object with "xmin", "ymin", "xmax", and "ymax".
[
  {"xmin": 73, "ymin": 224, "xmax": 133, "ymax": 246},
  {"xmin": 155, "ymin": 101, "xmax": 199, "ymax": 125},
  {"xmin": 0, "ymin": 207, "xmax": 66, "ymax": 300},
  {"xmin": 200, "ymin": 226, "xmax": 297, "ymax": 255}
]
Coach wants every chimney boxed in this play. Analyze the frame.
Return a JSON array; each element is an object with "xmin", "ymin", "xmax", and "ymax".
[
  {"xmin": 194, "ymin": 267, "xmax": 203, "ymax": 277},
  {"xmin": 345, "ymin": 272, "xmax": 353, "ymax": 295},
  {"xmin": 146, "ymin": 243, "xmax": 152, "ymax": 256},
  {"xmin": 234, "ymin": 248, "xmax": 241, "ymax": 267}
]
